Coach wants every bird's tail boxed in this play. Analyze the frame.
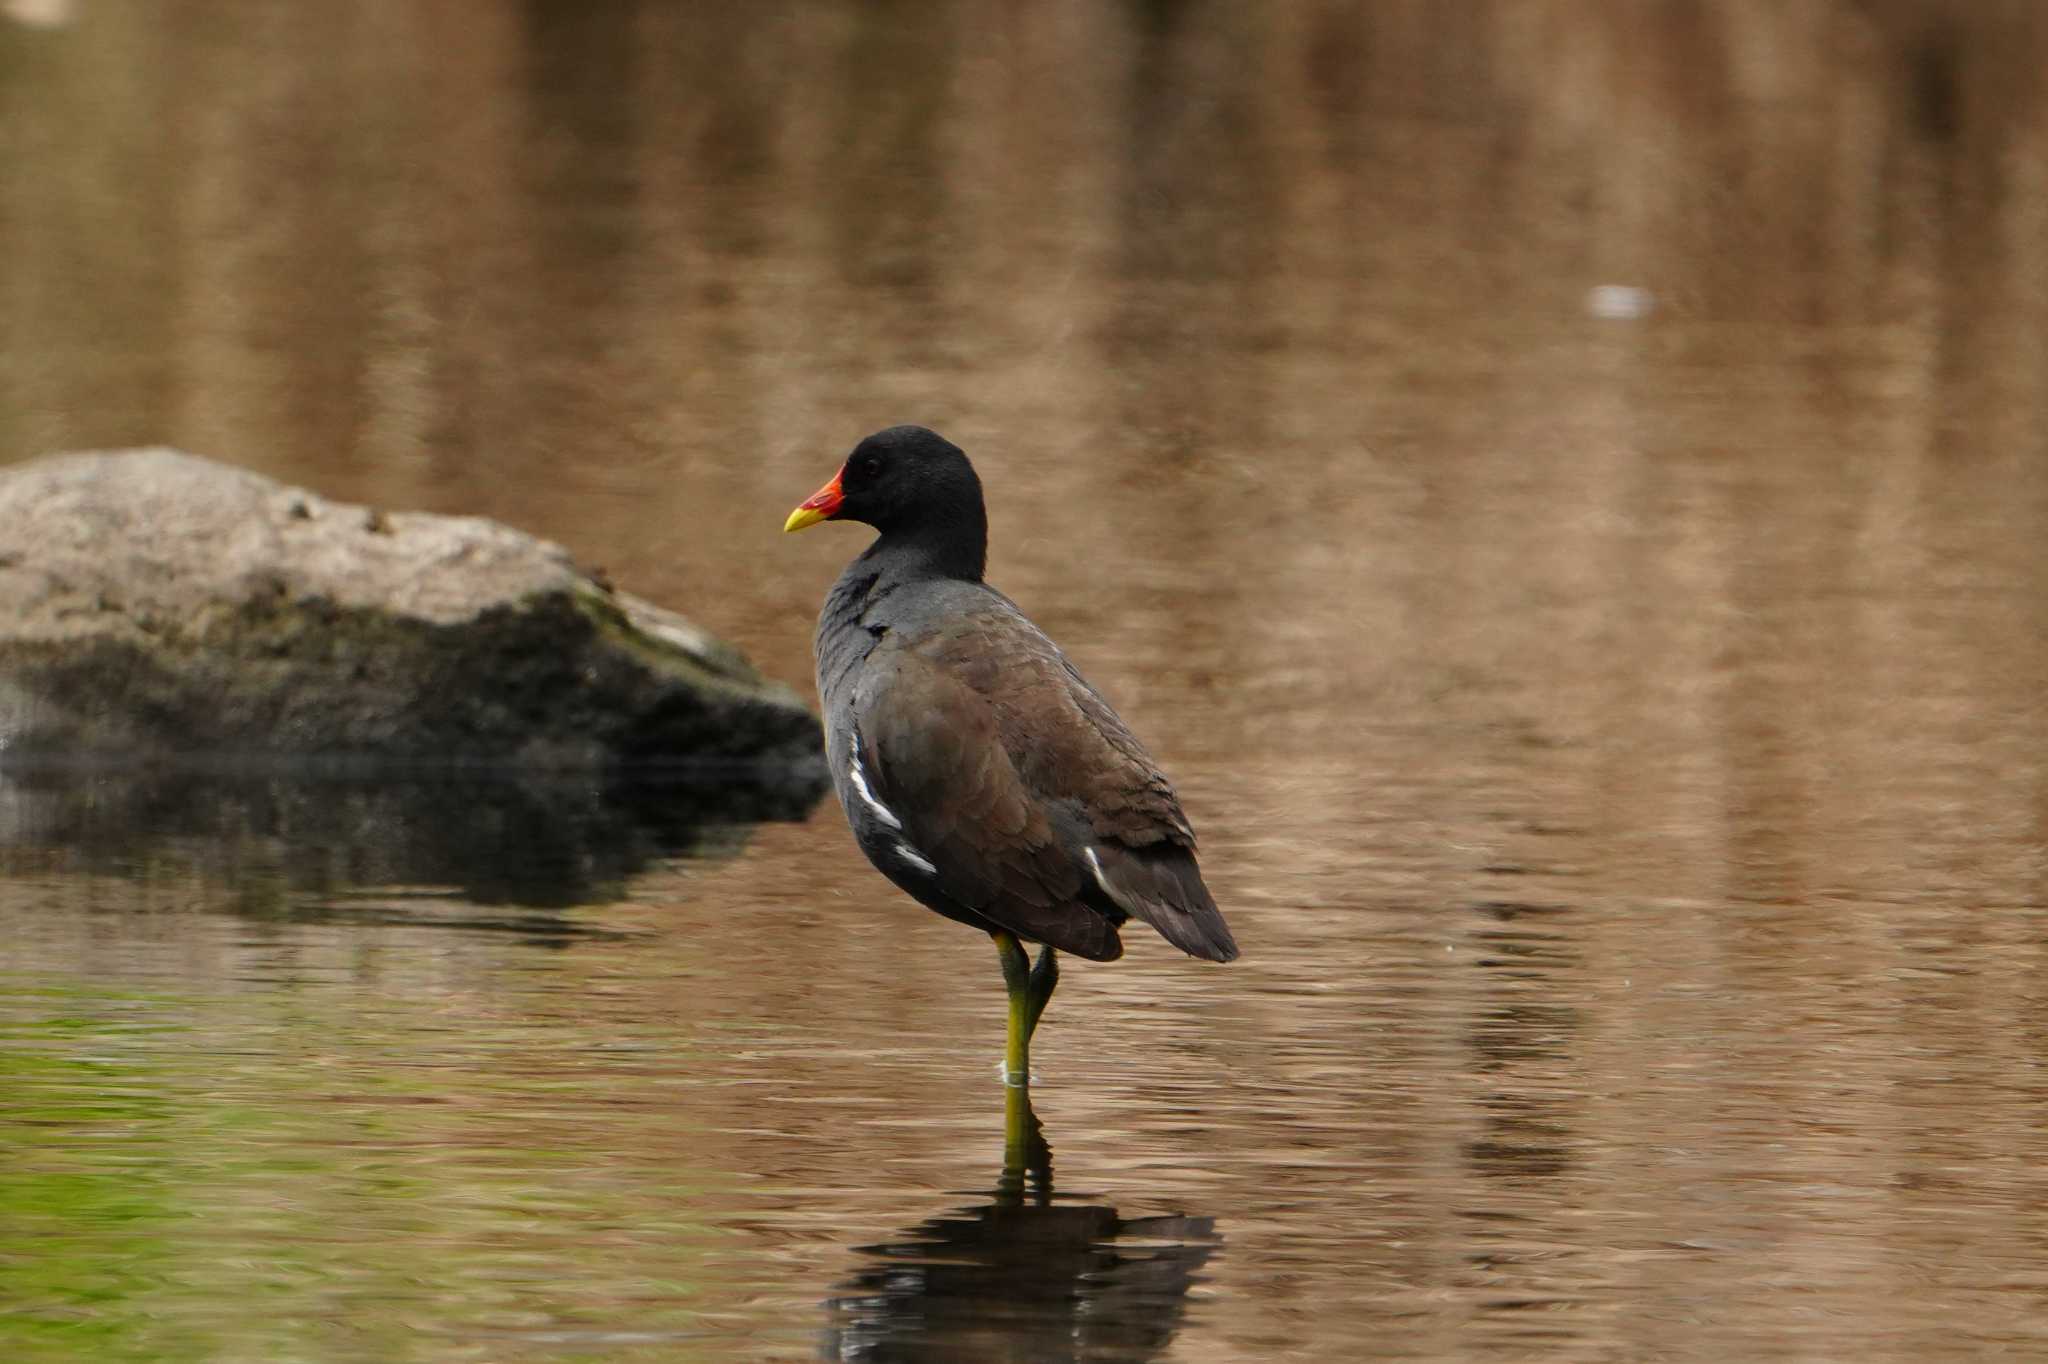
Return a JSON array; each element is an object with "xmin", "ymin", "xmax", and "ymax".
[{"xmin": 1083, "ymin": 843, "xmax": 1240, "ymax": 962}]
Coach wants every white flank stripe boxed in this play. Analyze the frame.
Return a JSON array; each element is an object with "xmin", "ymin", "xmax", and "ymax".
[
  {"xmin": 895, "ymin": 843, "xmax": 937, "ymax": 875},
  {"xmin": 1084, "ymin": 846, "xmax": 1116, "ymax": 898},
  {"xmin": 846, "ymin": 733, "xmax": 902, "ymax": 831}
]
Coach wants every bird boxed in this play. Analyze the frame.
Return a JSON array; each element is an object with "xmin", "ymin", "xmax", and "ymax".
[{"xmin": 784, "ymin": 425, "xmax": 1238, "ymax": 1085}]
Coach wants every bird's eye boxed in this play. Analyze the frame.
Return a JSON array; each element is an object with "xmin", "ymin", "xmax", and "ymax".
[{"xmin": 855, "ymin": 456, "xmax": 882, "ymax": 478}]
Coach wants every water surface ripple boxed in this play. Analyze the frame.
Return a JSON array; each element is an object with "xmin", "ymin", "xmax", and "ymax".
[{"xmin": 5, "ymin": 3, "xmax": 2048, "ymax": 1360}]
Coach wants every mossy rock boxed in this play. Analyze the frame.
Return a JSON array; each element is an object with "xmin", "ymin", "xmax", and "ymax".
[{"xmin": 0, "ymin": 449, "xmax": 822, "ymax": 775}]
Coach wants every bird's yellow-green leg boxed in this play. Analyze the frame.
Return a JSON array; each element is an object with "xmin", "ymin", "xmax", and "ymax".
[{"xmin": 993, "ymin": 930, "xmax": 1060, "ymax": 1086}]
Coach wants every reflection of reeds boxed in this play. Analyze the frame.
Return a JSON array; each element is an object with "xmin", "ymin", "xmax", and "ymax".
[{"xmin": 11, "ymin": 4, "xmax": 2048, "ymax": 496}]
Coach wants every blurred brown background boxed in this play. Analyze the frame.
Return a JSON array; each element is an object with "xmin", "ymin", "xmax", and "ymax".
[{"xmin": 3, "ymin": 4, "xmax": 2046, "ymax": 1361}]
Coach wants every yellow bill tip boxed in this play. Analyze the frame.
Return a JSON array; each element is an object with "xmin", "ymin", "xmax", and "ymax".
[{"xmin": 783, "ymin": 505, "xmax": 829, "ymax": 533}]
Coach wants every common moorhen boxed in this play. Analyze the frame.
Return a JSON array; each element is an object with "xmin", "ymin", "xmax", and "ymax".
[{"xmin": 784, "ymin": 426, "xmax": 1238, "ymax": 1084}]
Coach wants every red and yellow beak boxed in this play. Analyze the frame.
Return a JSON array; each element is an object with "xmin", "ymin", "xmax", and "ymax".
[{"xmin": 783, "ymin": 468, "xmax": 844, "ymax": 533}]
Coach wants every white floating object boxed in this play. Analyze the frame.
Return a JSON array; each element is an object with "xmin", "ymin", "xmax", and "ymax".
[{"xmin": 1585, "ymin": 284, "xmax": 1654, "ymax": 320}]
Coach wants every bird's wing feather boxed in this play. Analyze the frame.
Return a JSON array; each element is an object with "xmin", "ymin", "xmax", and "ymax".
[
  {"xmin": 855, "ymin": 602, "xmax": 1238, "ymax": 962},
  {"xmin": 854, "ymin": 634, "xmax": 1122, "ymax": 961},
  {"xmin": 908, "ymin": 604, "xmax": 1196, "ymax": 848}
]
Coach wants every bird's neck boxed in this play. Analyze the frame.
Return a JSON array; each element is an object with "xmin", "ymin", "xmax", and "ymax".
[{"xmin": 862, "ymin": 511, "xmax": 987, "ymax": 584}]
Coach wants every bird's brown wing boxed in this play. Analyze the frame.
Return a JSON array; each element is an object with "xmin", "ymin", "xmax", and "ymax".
[{"xmin": 856, "ymin": 606, "xmax": 1236, "ymax": 963}]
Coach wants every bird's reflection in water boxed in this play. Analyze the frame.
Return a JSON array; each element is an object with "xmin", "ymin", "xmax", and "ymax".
[{"xmin": 823, "ymin": 1088, "xmax": 1221, "ymax": 1362}]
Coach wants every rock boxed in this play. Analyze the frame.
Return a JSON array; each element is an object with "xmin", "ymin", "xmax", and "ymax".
[{"xmin": 0, "ymin": 448, "xmax": 823, "ymax": 772}]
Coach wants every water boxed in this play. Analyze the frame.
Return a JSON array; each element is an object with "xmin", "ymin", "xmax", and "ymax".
[{"xmin": 5, "ymin": 3, "xmax": 2048, "ymax": 1359}]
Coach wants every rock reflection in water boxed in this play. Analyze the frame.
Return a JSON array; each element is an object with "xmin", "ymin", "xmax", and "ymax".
[
  {"xmin": 824, "ymin": 1090, "xmax": 1220, "ymax": 1363},
  {"xmin": 0, "ymin": 757, "xmax": 827, "ymax": 912}
]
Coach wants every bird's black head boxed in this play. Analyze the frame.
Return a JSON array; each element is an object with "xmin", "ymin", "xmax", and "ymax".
[{"xmin": 785, "ymin": 425, "xmax": 988, "ymax": 580}]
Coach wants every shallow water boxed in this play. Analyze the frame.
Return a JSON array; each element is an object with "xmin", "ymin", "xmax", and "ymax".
[{"xmin": 5, "ymin": 3, "xmax": 2048, "ymax": 1360}]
